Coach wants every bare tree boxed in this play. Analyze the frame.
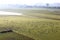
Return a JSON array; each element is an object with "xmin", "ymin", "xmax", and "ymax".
[{"xmin": 46, "ymin": 3, "xmax": 49, "ymax": 7}]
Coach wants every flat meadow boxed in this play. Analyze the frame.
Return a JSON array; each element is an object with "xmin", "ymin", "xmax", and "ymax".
[{"xmin": 0, "ymin": 8, "xmax": 60, "ymax": 40}]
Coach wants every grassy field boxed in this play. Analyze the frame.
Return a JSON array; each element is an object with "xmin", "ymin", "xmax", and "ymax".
[
  {"xmin": 0, "ymin": 8, "xmax": 60, "ymax": 40},
  {"xmin": 0, "ymin": 32, "xmax": 34, "ymax": 40}
]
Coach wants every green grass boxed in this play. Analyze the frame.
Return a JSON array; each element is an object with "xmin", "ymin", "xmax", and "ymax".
[
  {"xmin": 0, "ymin": 32, "xmax": 34, "ymax": 40},
  {"xmin": 0, "ymin": 8, "xmax": 60, "ymax": 40},
  {"xmin": 0, "ymin": 8, "xmax": 60, "ymax": 19},
  {"xmin": 0, "ymin": 16, "xmax": 60, "ymax": 40}
]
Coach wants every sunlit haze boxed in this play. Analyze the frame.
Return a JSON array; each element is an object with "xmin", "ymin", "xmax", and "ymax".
[{"xmin": 0, "ymin": 0, "xmax": 60, "ymax": 5}]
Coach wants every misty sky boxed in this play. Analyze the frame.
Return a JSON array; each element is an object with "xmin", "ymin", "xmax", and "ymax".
[{"xmin": 0, "ymin": 0, "xmax": 60, "ymax": 5}]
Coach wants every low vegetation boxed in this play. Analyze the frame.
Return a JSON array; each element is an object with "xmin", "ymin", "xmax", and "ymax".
[{"xmin": 0, "ymin": 8, "xmax": 60, "ymax": 40}]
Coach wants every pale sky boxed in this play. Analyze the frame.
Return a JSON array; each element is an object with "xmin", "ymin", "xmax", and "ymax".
[{"xmin": 0, "ymin": 0, "xmax": 60, "ymax": 5}]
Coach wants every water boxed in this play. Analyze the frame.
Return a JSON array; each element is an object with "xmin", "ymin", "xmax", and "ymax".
[{"xmin": 0, "ymin": 11, "xmax": 23, "ymax": 15}]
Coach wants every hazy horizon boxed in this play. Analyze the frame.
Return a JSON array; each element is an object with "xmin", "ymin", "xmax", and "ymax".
[{"xmin": 0, "ymin": 0, "xmax": 60, "ymax": 5}]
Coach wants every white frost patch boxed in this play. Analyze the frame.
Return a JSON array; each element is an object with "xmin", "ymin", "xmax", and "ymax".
[{"xmin": 0, "ymin": 11, "xmax": 22, "ymax": 15}]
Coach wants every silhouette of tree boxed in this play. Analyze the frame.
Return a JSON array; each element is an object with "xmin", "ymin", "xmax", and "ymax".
[{"xmin": 46, "ymin": 3, "xmax": 49, "ymax": 7}]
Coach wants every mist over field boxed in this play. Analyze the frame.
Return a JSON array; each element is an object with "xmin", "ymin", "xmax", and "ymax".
[
  {"xmin": 0, "ymin": 8, "xmax": 59, "ymax": 40},
  {"xmin": 0, "ymin": 0, "xmax": 60, "ymax": 40},
  {"xmin": 0, "ymin": 3, "xmax": 60, "ymax": 9}
]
